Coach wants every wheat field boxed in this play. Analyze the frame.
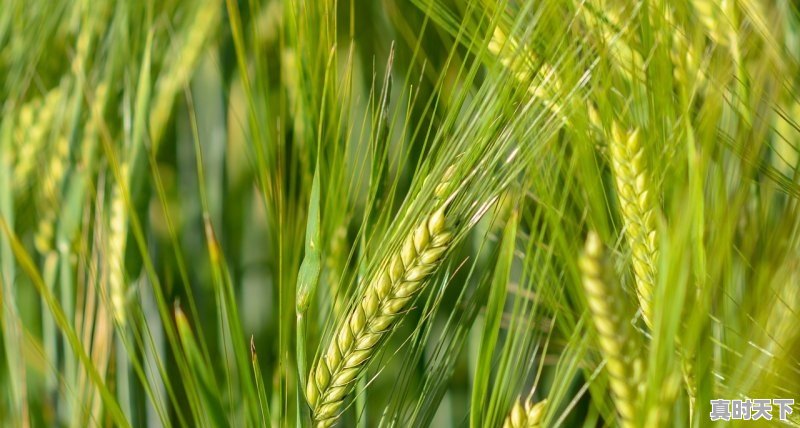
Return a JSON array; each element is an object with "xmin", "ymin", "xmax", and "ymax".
[{"xmin": 1, "ymin": 0, "xmax": 799, "ymax": 426}]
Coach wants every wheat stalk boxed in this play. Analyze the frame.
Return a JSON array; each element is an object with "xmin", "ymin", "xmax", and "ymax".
[
  {"xmin": 580, "ymin": 231, "xmax": 643, "ymax": 428},
  {"xmin": 306, "ymin": 182, "xmax": 455, "ymax": 426},
  {"xmin": 502, "ymin": 397, "xmax": 547, "ymax": 428},
  {"xmin": 609, "ymin": 123, "xmax": 658, "ymax": 328}
]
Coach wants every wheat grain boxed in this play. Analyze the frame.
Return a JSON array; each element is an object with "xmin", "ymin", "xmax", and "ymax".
[
  {"xmin": 580, "ymin": 231, "xmax": 643, "ymax": 428},
  {"xmin": 306, "ymin": 199, "xmax": 453, "ymax": 427},
  {"xmin": 502, "ymin": 397, "xmax": 547, "ymax": 428},
  {"xmin": 609, "ymin": 123, "xmax": 658, "ymax": 328}
]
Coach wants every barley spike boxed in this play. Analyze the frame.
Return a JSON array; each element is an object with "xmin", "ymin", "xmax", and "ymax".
[
  {"xmin": 13, "ymin": 88, "xmax": 63, "ymax": 193},
  {"xmin": 149, "ymin": 0, "xmax": 221, "ymax": 148},
  {"xmin": 690, "ymin": 0, "xmax": 734, "ymax": 47},
  {"xmin": 609, "ymin": 123, "xmax": 658, "ymax": 328},
  {"xmin": 580, "ymin": 231, "xmax": 643, "ymax": 428},
  {"xmin": 108, "ymin": 163, "xmax": 130, "ymax": 326},
  {"xmin": 306, "ymin": 202, "xmax": 452, "ymax": 427}
]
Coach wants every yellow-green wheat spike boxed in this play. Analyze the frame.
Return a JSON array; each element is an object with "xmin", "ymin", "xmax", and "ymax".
[
  {"xmin": 13, "ymin": 88, "xmax": 63, "ymax": 193},
  {"xmin": 108, "ymin": 163, "xmax": 129, "ymax": 326},
  {"xmin": 609, "ymin": 123, "xmax": 658, "ymax": 328},
  {"xmin": 502, "ymin": 398, "xmax": 547, "ymax": 428},
  {"xmin": 580, "ymin": 231, "xmax": 643, "ymax": 428},
  {"xmin": 34, "ymin": 135, "xmax": 70, "ymax": 254},
  {"xmin": 690, "ymin": 0, "xmax": 735, "ymax": 47},
  {"xmin": 306, "ymin": 206, "xmax": 453, "ymax": 427},
  {"xmin": 486, "ymin": 27, "xmax": 566, "ymax": 123},
  {"xmin": 576, "ymin": 1, "xmax": 645, "ymax": 83},
  {"xmin": 149, "ymin": 0, "xmax": 221, "ymax": 149},
  {"xmin": 666, "ymin": 9, "xmax": 705, "ymax": 94}
]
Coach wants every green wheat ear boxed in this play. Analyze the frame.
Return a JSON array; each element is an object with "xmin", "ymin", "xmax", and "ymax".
[
  {"xmin": 609, "ymin": 123, "xmax": 659, "ymax": 328},
  {"xmin": 580, "ymin": 231, "xmax": 644, "ymax": 428},
  {"xmin": 306, "ymin": 169, "xmax": 456, "ymax": 427},
  {"xmin": 502, "ymin": 397, "xmax": 547, "ymax": 428},
  {"xmin": 307, "ymin": 207, "xmax": 452, "ymax": 427},
  {"xmin": 13, "ymin": 87, "xmax": 64, "ymax": 194},
  {"xmin": 108, "ymin": 164, "xmax": 129, "ymax": 326}
]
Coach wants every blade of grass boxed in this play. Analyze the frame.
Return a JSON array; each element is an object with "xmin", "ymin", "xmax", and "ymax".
[{"xmin": 470, "ymin": 208, "xmax": 517, "ymax": 427}]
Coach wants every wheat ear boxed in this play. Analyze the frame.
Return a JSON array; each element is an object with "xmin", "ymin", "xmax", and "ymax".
[
  {"xmin": 487, "ymin": 27, "xmax": 565, "ymax": 122},
  {"xmin": 306, "ymin": 199, "xmax": 453, "ymax": 427},
  {"xmin": 576, "ymin": 2, "xmax": 645, "ymax": 83},
  {"xmin": 108, "ymin": 163, "xmax": 129, "ymax": 326},
  {"xmin": 665, "ymin": 8, "xmax": 706, "ymax": 96},
  {"xmin": 13, "ymin": 88, "xmax": 63, "ymax": 192},
  {"xmin": 503, "ymin": 398, "xmax": 547, "ymax": 428},
  {"xmin": 690, "ymin": 0, "xmax": 734, "ymax": 47},
  {"xmin": 580, "ymin": 231, "xmax": 642, "ymax": 428},
  {"xmin": 609, "ymin": 123, "xmax": 658, "ymax": 328},
  {"xmin": 34, "ymin": 136, "xmax": 71, "ymax": 254},
  {"xmin": 149, "ymin": 0, "xmax": 220, "ymax": 147}
]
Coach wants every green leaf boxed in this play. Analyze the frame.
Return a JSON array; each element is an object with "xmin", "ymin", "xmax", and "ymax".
[{"xmin": 470, "ymin": 209, "xmax": 517, "ymax": 428}]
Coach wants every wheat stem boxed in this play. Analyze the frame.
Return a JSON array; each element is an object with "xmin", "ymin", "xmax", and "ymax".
[
  {"xmin": 580, "ymin": 231, "xmax": 643, "ymax": 428},
  {"xmin": 609, "ymin": 123, "xmax": 658, "ymax": 328}
]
